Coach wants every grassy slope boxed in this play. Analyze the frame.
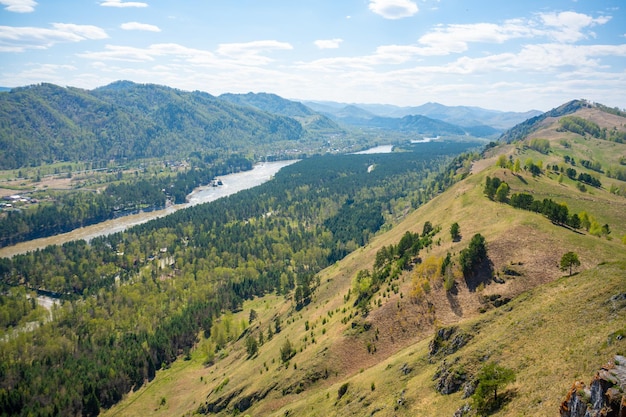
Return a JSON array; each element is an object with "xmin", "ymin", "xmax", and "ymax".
[{"xmin": 103, "ymin": 108, "xmax": 626, "ymax": 417}]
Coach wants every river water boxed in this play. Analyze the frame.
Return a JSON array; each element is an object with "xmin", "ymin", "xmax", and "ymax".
[
  {"xmin": 354, "ymin": 145, "xmax": 394, "ymax": 154},
  {"xmin": 0, "ymin": 160, "xmax": 297, "ymax": 258}
]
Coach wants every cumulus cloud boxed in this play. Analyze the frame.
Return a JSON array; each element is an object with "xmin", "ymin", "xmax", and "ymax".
[
  {"xmin": 100, "ymin": 0, "xmax": 148, "ymax": 8},
  {"xmin": 538, "ymin": 11, "xmax": 611, "ymax": 42},
  {"xmin": 314, "ymin": 38, "xmax": 343, "ymax": 49},
  {"xmin": 414, "ymin": 12, "xmax": 611, "ymax": 54},
  {"xmin": 418, "ymin": 20, "xmax": 536, "ymax": 54},
  {"xmin": 79, "ymin": 43, "xmax": 213, "ymax": 63},
  {"xmin": 120, "ymin": 22, "xmax": 161, "ymax": 32},
  {"xmin": 217, "ymin": 40, "xmax": 293, "ymax": 65},
  {"xmin": 369, "ymin": 0, "xmax": 418, "ymax": 20},
  {"xmin": 0, "ymin": 0, "xmax": 36, "ymax": 13},
  {"xmin": 0, "ymin": 23, "xmax": 108, "ymax": 52},
  {"xmin": 51, "ymin": 24, "xmax": 108, "ymax": 40},
  {"xmin": 427, "ymin": 43, "xmax": 626, "ymax": 75}
]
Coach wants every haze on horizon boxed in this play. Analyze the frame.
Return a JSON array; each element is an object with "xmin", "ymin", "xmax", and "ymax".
[{"xmin": 1, "ymin": 0, "xmax": 625, "ymax": 112}]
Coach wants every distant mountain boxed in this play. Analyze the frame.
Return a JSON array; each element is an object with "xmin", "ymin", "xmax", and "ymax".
[
  {"xmin": 333, "ymin": 104, "xmax": 377, "ymax": 120},
  {"xmin": 348, "ymin": 114, "xmax": 468, "ymax": 136},
  {"xmin": 218, "ymin": 92, "xmax": 342, "ymax": 133},
  {"xmin": 219, "ymin": 92, "xmax": 315, "ymax": 118},
  {"xmin": 398, "ymin": 102, "xmax": 541, "ymax": 130},
  {"xmin": 0, "ymin": 82, "xmax": 306, "ymax": 169},
  {"xmin": 304, "ymin": 100, "xmax": 541, "ymax": 131},
  {"xmin": 305, "ymin": 101, "xmax": 497, "ymax": 138}
]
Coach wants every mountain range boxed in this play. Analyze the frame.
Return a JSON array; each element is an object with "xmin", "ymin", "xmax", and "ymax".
[
  {"xmin": 304, "ymin": 100, "xmax": 542, "ymax": 130},
  {"xmin": 0, "ymin": 81, "xmax": 542, "ymax": 170}
]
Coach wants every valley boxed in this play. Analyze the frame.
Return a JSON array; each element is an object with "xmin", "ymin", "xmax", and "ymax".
[{"xmin": 0, "ymin": 90, "xmax": 625, "ymax": 417}]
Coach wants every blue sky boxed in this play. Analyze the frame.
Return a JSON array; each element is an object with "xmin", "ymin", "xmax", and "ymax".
[{"xmin": 0, "ymin": 0, "xmax": 624, "ymax": 111}]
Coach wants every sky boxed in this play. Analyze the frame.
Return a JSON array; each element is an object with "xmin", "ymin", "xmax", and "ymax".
[{"xmin": 0, "ymin": 0, "xmax": 625, "ymax": 112}]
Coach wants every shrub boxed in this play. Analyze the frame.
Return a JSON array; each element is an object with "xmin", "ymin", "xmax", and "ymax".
[
  {"xmin": 280, "ymin": 339, "xmax": 295, "ymax": 363},
  {"xmin": 495, "ymin": 182, "xmax": 510, "ymax": 202},
  {"xmin": 528, "ymin": 138, "xmax": 550, "ymax": 154},
  {"xmin": 450, "ymin": 222, "xmax": 461, "ymax": 241},
  {"xmin": 459, "ymin": 234, "xmax": 487, "ymax": 277},
  {"xmin": 338, "ymin": 382, "xmax": 349, "ymax": 399}
]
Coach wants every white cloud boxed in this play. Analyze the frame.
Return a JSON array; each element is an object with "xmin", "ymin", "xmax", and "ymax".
[
  {"xmin": 425, "ymin": 43, "xmax": 626, "ymax": 75},
  {"xmin": 0, "ymin": 24, "xmax": 108, "ymax": 52},
  {"xmin": 79, "ymin": 43, "xmax": 214, "ymax": 63},
  {"xmin": 314, "ymin": 38, "xmax": 343, "ymax": 49},
  {"xmin": 418, "ymin": 20, "xmax": 536, "ymax": 54},
  {"xmin": 100, "ymin": 0, "xmax": 147, "ymax": 8},
  {"xmin": 0, "ymin": 0, "xmax": 36, "ymax": 13},
  {"xmin": 369, "ymin": 0, "xmax": 418, "ymax": 20},
  {"xmin": 217, "ymin": 40, "xmax": 293, "ymax": 65},
  {"xmin": 51, "ymin": 24, "xmax": 108, "ymax": 40},
  {"xmin": 120, "ymin": 22, "xmax": 161, "ymax": 32},
  {"xmin": 413, "ymin": 11, "xmax": 611, "ymax": 55},
  {"xmin": 538, "ymin": 11, "xmax": 611, "ymax": 43},
  {"xmin": 79, "ymin": 41, "xmax": 294, "ymax": 70}
]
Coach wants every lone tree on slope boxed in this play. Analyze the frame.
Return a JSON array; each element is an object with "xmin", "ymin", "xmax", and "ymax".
[
  {"xmin": 472, "ymin": 361, "xmax": 516, "ymax": 415},
  {"xmin": 560, "ymin": 251, "xmax": 581, "ymax": 276}
]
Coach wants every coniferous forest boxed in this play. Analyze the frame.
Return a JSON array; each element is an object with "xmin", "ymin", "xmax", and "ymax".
[{"xmin": 0, "ymin": 141, "xmax": 480, "ymax": 416}]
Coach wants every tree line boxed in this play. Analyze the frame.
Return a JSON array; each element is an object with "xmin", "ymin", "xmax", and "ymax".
[
  {"xmin": 485, "ymin": 176, "xmax": 610, "ymax": 236},
  {"xmin": 559, "ymin": 115, "xmax": 626, "ymax": 143}
]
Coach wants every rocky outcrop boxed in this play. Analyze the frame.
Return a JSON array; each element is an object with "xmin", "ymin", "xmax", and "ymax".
[
  {"xmin": 196, "ymin": 383, "xmax": 278, "ymax": 415},
  {"xmin": 560, "ymin": 355, "xmax": 626, "ymax": 417},
  {"xmin": 196, "ymin": 388, "xmax": 244, "ymax": 414},
  {"xmin": 428, "ymin": 326, "xmax": 472, "ymax": 359},
  {"xmin": 434, "ymin": 358, "xmax": 466, "ymax": 395}
]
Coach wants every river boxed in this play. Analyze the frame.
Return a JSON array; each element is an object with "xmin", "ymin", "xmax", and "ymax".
[
  {"xmin": 353, "ymin": 144, "xmax": 394, "ymax": 154},
  {"xmin": 0, "ymin": 160, "xmax": 297, "ymax": 258}
]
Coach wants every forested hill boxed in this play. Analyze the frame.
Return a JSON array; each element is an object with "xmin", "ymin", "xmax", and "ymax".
[
  {"xmin": 218, "ymin": 92, "xmax": 342, "ymax": 132},
  {"xmin": 0, "ymin": 82, "xmax": 307, "ymax": 169},
  {"xmin": 336, "ymin": 113, "xmax": 478, "ymax": 137},
  {"xmin": 219, "ymin": 92, "xmax": 317, "ymax": 118}
]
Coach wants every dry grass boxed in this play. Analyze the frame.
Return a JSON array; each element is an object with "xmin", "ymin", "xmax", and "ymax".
[{"xmin": 263, "ymin": 261, "xmax": 626, "ymax": 417}]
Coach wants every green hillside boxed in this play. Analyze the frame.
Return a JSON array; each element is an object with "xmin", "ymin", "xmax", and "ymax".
[
  {"xmin": 218, "ymin": 92, "xmax": 343, "ymax": 134},
  {"xmin": 102, "ymin": 102, "xmax": 626, "ymax": 417},
  {"xmin": 0, "ymin": 82, "xmax": 309, "ymax": 169}
]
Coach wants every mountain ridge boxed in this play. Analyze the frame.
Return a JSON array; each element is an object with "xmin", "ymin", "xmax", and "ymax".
[{"xmin": 304, "ymin": 100, "xmax": 542, "ymax": 130}]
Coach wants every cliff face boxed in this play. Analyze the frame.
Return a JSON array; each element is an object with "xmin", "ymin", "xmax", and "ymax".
[{"xmin": 560, "ymin": 355, "xmax": 626, "ymax": 417}]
